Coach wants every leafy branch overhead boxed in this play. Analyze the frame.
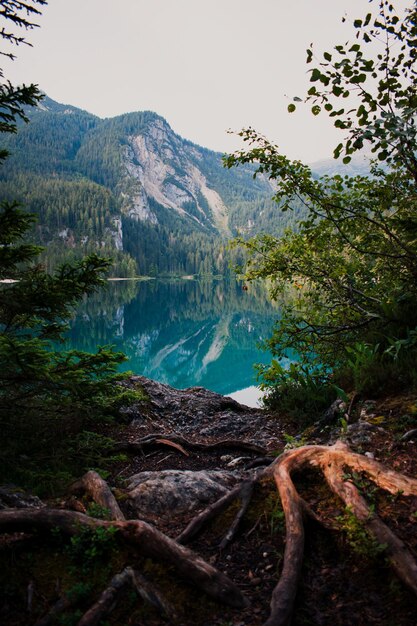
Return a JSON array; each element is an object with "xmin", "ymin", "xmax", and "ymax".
[
  {"xmin": 290, "ymin": 1, "xmax": 417, "ymax": 166},
  {"xmin": 0, "ymin": 2, "xmax": 46, "ymax": 159},
  {"xmin": 0, "ymin": 0, "xmax": 47, "ymax": 58},
  {"xmin": 225, "ymin": 0, "xmax": 417, "ymax": 409}
]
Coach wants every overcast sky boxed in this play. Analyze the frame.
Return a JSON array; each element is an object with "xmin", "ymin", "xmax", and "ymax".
[{"xmin": 5, "ymin": 0, "xmax": 374, "ymax": 162}]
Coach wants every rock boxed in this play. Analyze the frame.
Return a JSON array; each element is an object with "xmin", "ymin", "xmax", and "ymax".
[
  {"xmin": 0, "ymin": 486, "xmax": 45, "ymax": 510},
  {"xmin": 321, "ymin": 398, "xmax": 347, "ymax": 426},
  {"xmin": 220, "ymin": 455, "xmax": 234, "ymax": 463},
  {"xmin": 346, "ymin": 420, "xmax": 381, "ymax": 445},
  {"xmin": 125, "ymin": 469, "xmax": 242, "ymax": 519},
  {"xmin": 120, "ymin": 376, "xmax": 282, "ymax": 448}
]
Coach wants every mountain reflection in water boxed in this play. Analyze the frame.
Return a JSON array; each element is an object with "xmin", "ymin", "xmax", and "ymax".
[{"xmin": 66, "ymin": 279, "xmax": 278, "ymax": 403}]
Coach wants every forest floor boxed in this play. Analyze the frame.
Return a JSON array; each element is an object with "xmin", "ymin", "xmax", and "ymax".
[{"xmin": 1, "ymin": 379, "xmax": 417, "ymax": 626}]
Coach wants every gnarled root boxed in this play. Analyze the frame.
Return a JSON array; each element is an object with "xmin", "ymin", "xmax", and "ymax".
[
  {"xmin": 264, "ymin": 441, "xmax": 417, "ymax": 626},
  {"xmin": 77, "ymin": 567, "xmax": 132, "ymax": 626},
  {"xmin": 68, "ymin": 470, "xmax": 126, "ymax": 521},
  {"xmin": 116, "ymin": 433, "xmax": 267, "ymax": 456},
  {"xmin": 75, "ymin": 566, "xmax": 177, "ymax": 626},
  {"xmin": 2, "ymin": 441, "xmax": 416, "ymax": 626},
  {"xmin": 0, "ymin": 508, "xmax": 248, "ymax": 610},
  {"xmin": 178, "ymin": 440, "xmax": 417, "ymax": 626}
]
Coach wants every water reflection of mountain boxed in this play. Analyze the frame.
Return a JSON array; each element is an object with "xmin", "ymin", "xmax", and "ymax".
[{"xmin": 67, "ymin": 279, "xmax": 278, "ymax": 395}]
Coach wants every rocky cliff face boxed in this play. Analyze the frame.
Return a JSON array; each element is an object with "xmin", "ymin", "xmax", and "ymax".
[
  {"xmin": 122, "ymin": 116, "xmax": 231, "ymax": 235},
  {"xmin": 0, "ymin": 96, "xmax": 277, "ymax": 273}
]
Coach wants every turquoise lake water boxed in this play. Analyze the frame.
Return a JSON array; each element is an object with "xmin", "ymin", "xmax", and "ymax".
[{"xmin": 66, "ymin": 278, "xmax": 279, "ymax": 405}]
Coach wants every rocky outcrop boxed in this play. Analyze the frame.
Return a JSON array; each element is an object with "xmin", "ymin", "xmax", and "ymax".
[
  {"xmin": 115, "ymin": 376, "xmax": 281, "ymax": 519},
  {"xmin": 121, "ymin": 375, "xmax": 282, "ymax": 449},
  {"xmin": 0, "ymin": 486, "xmax": 45, "ymax": 510},
  {"xmin": 126, "ymin": 469, "xmax": 242, "ymax": 519},
  {"xmin": 122, "ymin": 117, "xmax": 231, "ymax": 234}
]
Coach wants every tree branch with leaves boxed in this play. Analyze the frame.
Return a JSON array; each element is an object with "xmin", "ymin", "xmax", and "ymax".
[{"xmin": 225, "ymin": 0, "xmax": 417, "ymax": 411}]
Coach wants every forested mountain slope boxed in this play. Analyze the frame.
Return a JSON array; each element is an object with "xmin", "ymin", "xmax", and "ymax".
[{"xmin": 0, "ymin": 96, "xmax": 287, "ymax": 275}]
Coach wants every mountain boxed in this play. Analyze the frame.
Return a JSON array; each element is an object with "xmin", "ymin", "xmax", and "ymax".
[
  {"xmin": 310, "ymin": 152, "xmax": 371, "ymax": 177},
  {"xmin": 0, "ymin": 96, "xmax": 284, "ymax": 276}
]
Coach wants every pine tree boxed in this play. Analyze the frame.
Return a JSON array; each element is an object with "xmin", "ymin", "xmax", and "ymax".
[{"xmin": 0, "ymin": 1, "xmax": 136, "ymax": 490}]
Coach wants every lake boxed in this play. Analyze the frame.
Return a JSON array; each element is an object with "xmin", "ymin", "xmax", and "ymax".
[{"xmin": 66, "ymin": 278, "xmax": 279, "ymax": 406}]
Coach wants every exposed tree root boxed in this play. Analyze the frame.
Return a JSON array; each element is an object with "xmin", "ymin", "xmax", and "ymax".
[
  {"xmin": 115, "ymin": 433, "xmax": 267, "ymax": 456},
  {"xmin": 0, "ymin": 508, "xmax": 248, "ymax": 609},
  {"xmin": 1, "ymin": 441, "xmax": 416, "ymax": 625},
  {"xmin": 219, "ymin": 480, "xmax": 254, "ymax": 550},
  {"xmin": 321, "ymin": 445, "xmax": 417, "ymax": 596},
  {"xmin": 177, "ymin": 482, "xmax": 248, "ymax": 545},
  {"xmin": 177, "ymin": 440, "xmax": 417, "ymax": 626},
  {"xmin": 69, "ymin": 470, "xmax": 126, "ymax": 521},
  {"xmin": 265, "ymin": 448, "xmax": 308, "ymax": 626},
  {"xmin": 177, "ymin": 478, "xmax": 255, "ymax": 549},
  {"xmin": 129, "ymin": 568, "xmax": 177, "ymax": 620},
  {"xmin": 266, "ymin": 441, "xmax": 417, "ymax": 626},
  {"xmin": 77, "ymin": 567, "xmax": 132, "ymax": 626},
  {"xmin": 35, "ymin": 594, "xmax": 75, "ymax": 626},
  {"xmin": 76, "ymin": 566, "xmax": 177, "ymax": 625}
]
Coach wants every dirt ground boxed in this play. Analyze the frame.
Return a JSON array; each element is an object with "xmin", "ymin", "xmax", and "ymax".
[{"xmin": 1, "ymin": 390, "xmax": 416, "ymax": 626}]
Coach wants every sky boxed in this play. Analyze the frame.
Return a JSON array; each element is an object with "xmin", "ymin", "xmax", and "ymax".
[{"xmin": 4, "ymin": 0, "xmax": 375, "ymax": 163}]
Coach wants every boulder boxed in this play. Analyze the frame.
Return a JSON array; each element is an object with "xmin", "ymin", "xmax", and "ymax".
[{"xmin": 126, "ymin": 469, "xmax": 241, "ymax": 519}]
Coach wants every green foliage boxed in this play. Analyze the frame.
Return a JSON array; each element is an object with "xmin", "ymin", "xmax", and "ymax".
[
  {"xmin": 66, "ymin": 525, "xmax": 119, "ymax": 572},
  {"xmin": 304, "ymin": 3, "xmax": 417, "ymax": 165},
  {"xmin": 226, "ymin": 1, "xmax": 417, "ymax": 411},
  {"xmin": 0, "ymin": 202, "xmax": 140, "ymax": 490},
  {"xmin": 0, "ymin": 8, "xmax": 142, "ymax": 492},
  {"xmin": 0, "ymin": 1, "xmax": 46, "ymax": 161},
  {"xmin": 57, "ymin": 609, "xmax": 83, "ymax": 626},
  {"xmin": 269, "ymin": 500, "xmax": 285, "ymax": 535},
  {"xmin": 342, "ymin": 471, "xmax": 379, "ymax": 504},
  {"xmin": 258, "ymin": 359, "xmax": 340, "ymax": 422},
  {"xmin": 86, "ymin": 503, "xmax": 112, "ymax": 520},
  {"xmin": 65, "ymin": 581, "xmax": 92, "ymax": 603},
  {"xmin": 336, "ymin": 506, "xmax": 387, "ymax": 559},
  {"xmin": 262, "ymin": 491, "xmax": 285, "ymax": 535}
]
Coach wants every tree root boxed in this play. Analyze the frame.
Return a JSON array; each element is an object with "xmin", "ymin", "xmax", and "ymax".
[
  {"xmin": 219, "ymin": 480, "xmax": 254, "ymax": 550},
  {"xmin": 115, "ymin": 433, "xmax": 267, "ymax": 456},
  {"xmin": 68, "ymin": 470, "xmax": 126, "ymax": 521},
  {"xmin": 129, "ymin": 567, "xmax": 177, "ymax": 620},
  {"xmin": 1, "ymin": 440, "xmax": 416, "ymax": 626},
  {"xmin": 176, "ymin": 440, "xmax": 417, "ymax": 626},
  {"xmin": 35, "ymin": 593, "xmax": 74, "ymax": 626},
  {"xmin": 75, "ymin": 566, "xmax": 177, "ymax": 626},
  {"xmin": 266, "ymin": 441, "xmax": 417, "ymax": 626},
  {"xmin": 177, "ymin": 482, "xmax": 247, "ymax": 545},
  {"xmin": 77, "ymin": 567, "xmax": 132, "ymax": 626},
  {"xmin": 0, "ymin": 508, "xmax": 248, "ymax": 609}
]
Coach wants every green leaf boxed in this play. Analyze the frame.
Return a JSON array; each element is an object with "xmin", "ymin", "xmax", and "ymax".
[
  {"xmin": 363, "ymin": 13, "xmax": 372, "ymax": 27},
  {"xmin": 310, "ymin": 68, "xmax": 321, "ymax": 82},
  {"xmin": 288, "ymin": 103, "xmax": 296, "ymax": 113},
  {"xmin": 311, "ymin": 105, "xmax": 321, "ymax": 116}
]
